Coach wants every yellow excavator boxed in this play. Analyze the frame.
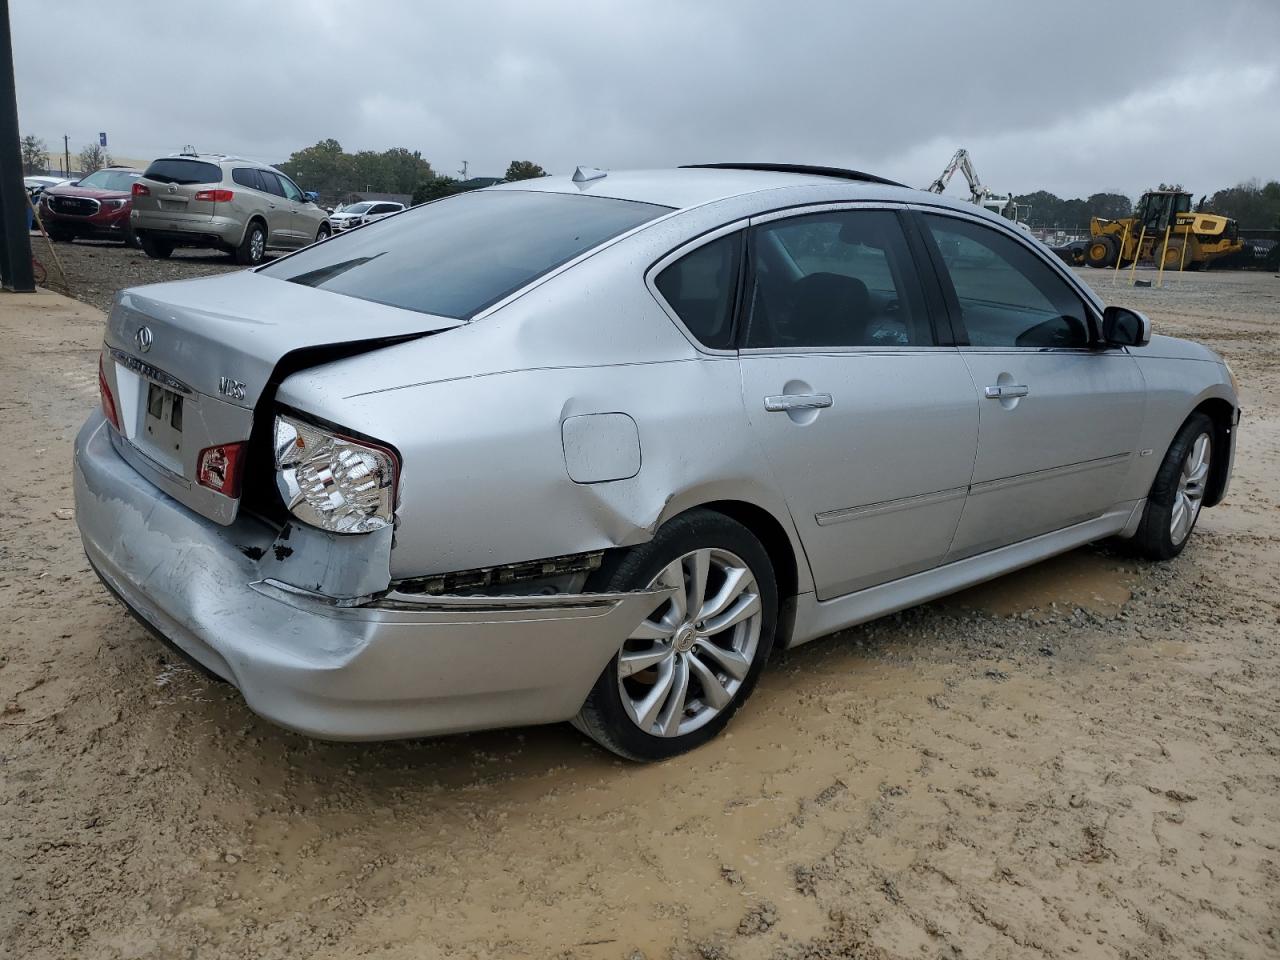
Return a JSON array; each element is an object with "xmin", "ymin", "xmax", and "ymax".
[{"xmin": 1084, "ymin": 189, "xmax": 1243, "ymax": 270}]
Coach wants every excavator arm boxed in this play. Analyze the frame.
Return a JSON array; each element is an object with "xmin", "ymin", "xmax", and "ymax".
[{"xmin": 926, "ymin": 148, "xmax": 990, "ymax": 203}]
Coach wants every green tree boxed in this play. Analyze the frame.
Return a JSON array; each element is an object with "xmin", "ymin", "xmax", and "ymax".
[
  {"xmin": 76, "ymin": 143, "xmax": 112, "ymax": 174},
  {"xmin": 412, "ymin": 176, "xmax": 463, "ymax": 205},
  {"xmin": 20, "ymin": 134, "xmax": 47, "ymax": 174},
  {"xmin": 278, "ymin": 139, "xmax": 351, "ymax": 200},
  {"xmin": 381, "ymin": 148, "xmax": 433, "ymax": 194},
  {"xmin": 1085, "ymin": 192, "xmax": 1132, "ymax": 221},
  {"xmin": 504, "ymin": 160, "xmax": 547, "ymax": 181},
  {"xmin": 1207, "ymin": 179, "xmax": 1280, "ymax": 230}
]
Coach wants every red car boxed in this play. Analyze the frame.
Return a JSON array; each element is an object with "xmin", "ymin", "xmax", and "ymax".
[{"xmin": 39, "ymin": 167, "xmax": 143, "ymax": 246}]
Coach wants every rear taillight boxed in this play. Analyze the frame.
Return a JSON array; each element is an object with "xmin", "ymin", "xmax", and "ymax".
[
  {"xmin": 98, "ymin": 355, "xmax": 120, "ymax": 430},
  {"xmin": 197, "ymin": 443, "xmax": 246, "ymax": 497},
  {"xmin": 273, "ymin": 414, "xmax": 399, "ymax": 534},
  {"xmin": 131, "ymin": 182, "xmax": 150, "ymax": 197},
  {"xmin": 194, "ymin": 189, "xmax": 234, "ymax": 203}
]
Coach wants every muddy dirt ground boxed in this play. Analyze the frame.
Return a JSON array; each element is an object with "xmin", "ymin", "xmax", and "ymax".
[{"xmin": 1, "ymin": 265, "xmax": 1277, "ymax": 959}]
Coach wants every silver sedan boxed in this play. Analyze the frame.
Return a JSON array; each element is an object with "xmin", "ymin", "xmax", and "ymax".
[{"xmin": 75, "ymin": 163, "xmax": 1239, "ymax": 760}]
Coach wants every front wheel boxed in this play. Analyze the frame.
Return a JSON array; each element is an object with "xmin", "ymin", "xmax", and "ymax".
[
  {"xmin": 314, "ymin": 223, "xmax": 331, "ymax": 244},
  {"xmin": 1131, "ymin": 413, "xmax": 1214, "ymax": 560},
  {"xmin": 1085, "ymin": 235, "xmax": 1118, "ymax": 268},
  {"xmin": 573, "ymin": 510, "xmax": 777, "ymax": 761}
]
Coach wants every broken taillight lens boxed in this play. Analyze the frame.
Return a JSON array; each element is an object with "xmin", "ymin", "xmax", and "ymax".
[
  {"xmin": 98, "ymin": 355, "xmax": 120, "ymax": 430},
  {"xmin": 197, "ymin": 443, "xmax": 246, "ymax": 497},
  {"xmin": 273, "ymin": 414, "xmax": 398, "ymax": 534}
]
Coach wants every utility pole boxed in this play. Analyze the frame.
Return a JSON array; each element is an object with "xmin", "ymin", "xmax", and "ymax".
[
  {"xmin": 0, "ymin": 0, "xmax": 34, "ymax": 291},
  {"xmin": 458, "ymin": 160, "xmax": 468, "ymax": 181},
  {"xmin": 63, "ymin": 133, "xmax": 70, "ymax": 177}
]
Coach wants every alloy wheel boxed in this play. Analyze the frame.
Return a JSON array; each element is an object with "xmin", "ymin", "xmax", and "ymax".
[
  {"xmin": 617, "ymin": 548, "xmax": 762, "ymax": 738},
  {"xmin": 250, "ymin": 229, "xmax": 265, "ymax": 262},
  {"xmin": 1171, "ymin": 432, "xmax": 1210, "ymax": 545}
]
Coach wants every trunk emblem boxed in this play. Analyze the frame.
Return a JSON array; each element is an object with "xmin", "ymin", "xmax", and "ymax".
[
  {"xmin": 135, "ymin": 326, "xmax": 153, "ymax": 353},
  {"xmin": 219, "ymin": 376, "xmax": 247, "ymax": 401}
]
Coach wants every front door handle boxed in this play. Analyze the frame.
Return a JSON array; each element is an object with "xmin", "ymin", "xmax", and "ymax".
[
  {"xmin": 764, "ymin": 393, "xmax": 833, "ymax": 412},
  {"xmin": 984, "ymin": 384, "xmax": 1029, "ymax": 399}
]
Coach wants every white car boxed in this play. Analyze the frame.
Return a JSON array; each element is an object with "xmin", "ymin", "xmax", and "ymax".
[{"xmin": 329, "ymin": 200, "xmax": 405, "ymax": 231}]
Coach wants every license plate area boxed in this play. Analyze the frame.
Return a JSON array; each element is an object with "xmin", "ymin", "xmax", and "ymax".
[
  {"xmin": 158, "ymin": 199, "xmax": 187, "ymax": 211},
  {"xmin": 144, "ymin": 382, "xmax": 184, "ymax": 454}
]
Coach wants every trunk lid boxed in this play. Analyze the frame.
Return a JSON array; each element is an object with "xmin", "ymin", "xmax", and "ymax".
[{"xmin": 102, "ymin": 270, "xmax": 462, "ymax": 523}]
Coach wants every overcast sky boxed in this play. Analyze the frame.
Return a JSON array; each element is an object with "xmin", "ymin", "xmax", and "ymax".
[{"xmin": 13, "ymin": 0, "xmax": 1280, "ymax": 198}]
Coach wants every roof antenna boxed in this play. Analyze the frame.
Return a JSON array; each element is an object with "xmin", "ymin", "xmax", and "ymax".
[{"xmin": 572, "ymin": 166, "xmax": 607, "ymax": 183}]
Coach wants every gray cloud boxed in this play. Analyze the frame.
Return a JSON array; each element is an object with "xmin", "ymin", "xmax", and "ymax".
[{"xmin": 14, "ymin": 0, "xmax": 1280, "ymax": 198}]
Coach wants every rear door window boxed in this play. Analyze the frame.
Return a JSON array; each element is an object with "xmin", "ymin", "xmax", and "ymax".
[
  {"xmin": 260, "ymin": 190, "xmax": 670, "ymax": 319},
  {"xmin": 143, "ymin": 158, "xmax": 223, "ymax": 185},
  {"xmin": 654, "ymin": 232, "xmax": 742, "ymax": 349},
  {"xmin": 258, "ymin": 172, "xmax": 286, "ymax": 198},
  {"xmin": 746, "ymin": 209, "xmax": 933, "ymax": 348}
]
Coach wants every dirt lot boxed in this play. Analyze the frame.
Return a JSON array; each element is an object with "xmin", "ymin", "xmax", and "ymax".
[
  {"xmin": 31, "ymin": 234, "xmax": 273, "ymax": 315},
  {"xmin": 1, "ymin": 262, "xmax": 1278, "ymax": 960}
]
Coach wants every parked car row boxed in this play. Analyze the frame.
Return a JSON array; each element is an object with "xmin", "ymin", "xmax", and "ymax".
[{"xmin": 33, "ymin": 152, "xmax": 335, "ymax": 264}]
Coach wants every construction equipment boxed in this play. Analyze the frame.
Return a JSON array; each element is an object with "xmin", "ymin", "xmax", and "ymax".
[
  {"xmin": 926, "ymin": 148, "xmax": 1029, "ymax": 229},
  {"xmin": 1084, "ymin": 189, "xmax": 1243, "ymax": 270}
]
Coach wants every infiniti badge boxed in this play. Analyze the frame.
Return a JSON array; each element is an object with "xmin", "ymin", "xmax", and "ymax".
[{"xmin": 135, "ymin": 326, "xmax": 153, "ymax": 353}]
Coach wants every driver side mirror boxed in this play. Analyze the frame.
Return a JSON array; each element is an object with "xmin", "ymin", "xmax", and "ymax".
[{"xmin": 1102, "ymin": 305, "xmax": 1151, "ymax": 347}]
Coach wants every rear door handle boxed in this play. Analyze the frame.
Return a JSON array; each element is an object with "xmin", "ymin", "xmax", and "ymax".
[
  {"xmin": 764, "ymin": 393, "xmax": 833, "ymax": 412},
  {"xmin": 984, "ymin": 384, "xmax": 1029, "ymax": 399}
]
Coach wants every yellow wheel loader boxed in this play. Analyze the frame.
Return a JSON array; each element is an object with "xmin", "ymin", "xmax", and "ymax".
[{"xmin": 1084, "ymin": 189, "xmax": 1242, "ymax": 270}]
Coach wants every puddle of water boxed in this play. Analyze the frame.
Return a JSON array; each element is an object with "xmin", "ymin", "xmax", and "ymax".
[{"xmin": 941, "ymin": 546, "xmax": 1135, "ymax": 618}]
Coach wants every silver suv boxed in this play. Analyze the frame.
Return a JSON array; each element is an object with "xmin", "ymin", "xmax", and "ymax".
[{"xmin": 131, "ymin": 154, "xmax": 331, "ymax": 264}]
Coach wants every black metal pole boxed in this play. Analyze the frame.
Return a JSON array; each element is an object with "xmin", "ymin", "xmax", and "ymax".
[{"xmin": 0, "ymin": 0, "xmax": 34, "ymax": 292}]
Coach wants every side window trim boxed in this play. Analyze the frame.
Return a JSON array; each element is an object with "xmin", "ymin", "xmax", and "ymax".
[
  {"xmin": 908, "ymin": 205, "xmax": 1103, "ymax": 348},
  {"xmin": 644, "ymin": 219, "xmax": 750, "ymax": 355},
  {"xmin": 896, "ymin": 209, "xmax": 960, "ymax": 347},
  {"xmin": 739, "ymin": 201, "xmax": 945, "ymax": 353}
]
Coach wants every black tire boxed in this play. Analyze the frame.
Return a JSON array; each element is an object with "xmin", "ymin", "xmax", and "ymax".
[
  {"xmin": 234, "ymin": 220, "xmax": 267, "ymax": 265},
  {"xmin": 123, "ymin": 226, "xmax": 143, "ymax": 249},
  {"xmin": 1085, "ymin": 235, "xmax": 1118, "ymax": 268},
  {"xmin": 314, "ymin": 223, "xmax": 331, "ymax": 244},
  {"xmin": 573, "ymin": 509, "xmax": 778, "ymax": 762},
  {"xmin": 139, "ymin": 235, "xmax": 173, "ymax": 259},
  {"xmin": 1130, "ymin": 412, "xmax": 1214, "ymax": 561}
]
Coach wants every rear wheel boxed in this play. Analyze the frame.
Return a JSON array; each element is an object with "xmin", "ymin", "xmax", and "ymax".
[
  {"xmin": 314, "ymin": 223, "xmax": 331, "ymax": 244},
  {"xmin": 1085, "ymin": 235, "xmax": 1118, "ymax": 268},
  {"xmin": 123, "ymin": 226, "xmax": 143, "ymax": 249},
  {"xmin": 573, "ymin": 510, "xmax": 777, "ymax": 761},
  {"xmin": 1131, "ymin": 413, "xmax": 1213, "ymax": 560},
  {"xmin": 234, "ymin": 221, "xmax": 267, "ymax": 265},
  {"xmin": 139, "ymin": 235, "xmax": 173, "ymax": 259}
]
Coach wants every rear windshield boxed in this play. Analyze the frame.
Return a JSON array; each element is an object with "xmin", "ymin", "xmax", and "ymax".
[
  {"xmin": 143, "ymin": 158, "xmax": 223, "ymax": 185},
  {"xmin": 260, "ymin": 190, "xmax": 670, "ymax": 319},
  {"xmin": 77, "ymin": 169, "xmax": 140, "ymax": 191}
]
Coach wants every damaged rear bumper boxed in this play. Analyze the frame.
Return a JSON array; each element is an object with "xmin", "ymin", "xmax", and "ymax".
[{"xmin": 73, "ymin": 413, "xmax": 661, "ymax": 741}]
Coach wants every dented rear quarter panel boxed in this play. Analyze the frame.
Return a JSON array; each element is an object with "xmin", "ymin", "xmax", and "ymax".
[{"xmin": 274, "ymin": 204, "xmax": 813, "ymax": 588}]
